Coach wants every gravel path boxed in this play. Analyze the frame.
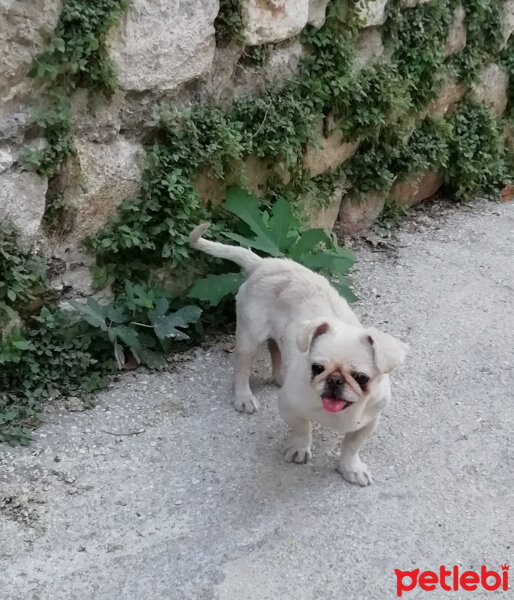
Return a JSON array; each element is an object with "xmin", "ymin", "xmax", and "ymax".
[{"xmin": 1, "ymin": 199, "xmax": 513, "ymax": 600}]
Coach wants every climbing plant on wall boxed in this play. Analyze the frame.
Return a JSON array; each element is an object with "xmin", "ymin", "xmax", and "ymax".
[
  {"xmin": 86, "ymin": 0, "xmax": 512, "ymax": 289},
  {"xmin": 23, "ymin": 0, "xmax": 130, "ymax": 230}
]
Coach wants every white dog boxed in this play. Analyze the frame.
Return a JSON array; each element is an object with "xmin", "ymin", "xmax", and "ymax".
[{"xmin": 190, "ymin": 223, "xmax": 407, "ymax": 485}]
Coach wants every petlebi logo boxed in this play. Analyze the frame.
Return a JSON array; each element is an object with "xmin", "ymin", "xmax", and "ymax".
[{"xmin": 395, "ymin": 564, "xmax": 510, "ymax": 597}]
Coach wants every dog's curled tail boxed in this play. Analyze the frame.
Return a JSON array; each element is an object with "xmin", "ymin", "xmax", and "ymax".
[{"xmin": 190, "ymin": 223, "xmax": 263, "ymax": 277}]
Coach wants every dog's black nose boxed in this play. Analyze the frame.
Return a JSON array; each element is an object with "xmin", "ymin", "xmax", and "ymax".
[{"xmin": 326, "ymin": 373, "xmax": 344, "ymax": 386}]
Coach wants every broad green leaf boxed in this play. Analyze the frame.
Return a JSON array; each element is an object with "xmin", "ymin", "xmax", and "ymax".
[
  {"xmin": 91, "ymin": 265, "xmax": 110, "ymax": 288},
  {"xmin": 270, "ymin": 197, "xmax": 297, "ymax": 250},
  {"xmin": 223, "ymin": 232, "xmax": 282, "ymax": 256},
  {"xmin": 148, "ymin": 297, "xmax": 169, "ymax": 323},
  {"xmin": 152, "ymin": 307, "xmax": 200, "ymax": 340},
  {"xmin": 1, "ymin": 409, "xmax": 21, "ymax": 421},
  {"xmin": 289, "ymin": 229, "xmax": 330, "ymax": 260},
  {"xmin": 225, "ymin": 187, "xmax": 268, "ymax": 237},
  {"xmin": 12, "ymin": 340, "xmax": 33, "ymax": 351},
  {"xmin": 188, "ymin": 272, "xmax": 244, "ymax": 306},
  {"xmin": 54, "ymin": 38, "xmax": 66, "ymax": 52},
  {"xmin": 112, "ymin": 325, "xmax": 140, "ymax": 348},
  {"xmin": 225, "ymin": 188, "xmax": 283, "ymax": 254},
  {"xmin": 70, "ymin": 298, "xmax": 108, "ymax": 330},
  {"xmin": 105, "ymin": 305, "xmax": 128, "ymax": 324},
  {"xmin": 124, "ymin": 280, "xmax": 135, "ymax": 300},
  {"xmin": 300, "ymin": 250, "xmax": 355, "ymax": 274},
  {"xmin": 137, "ymin": 346, "xmax": 166, "ymax": 369},
  {"xmin": 173, "ymin": 305, "xmax": 202, "ymax": 325},
  {"xmin": 332, "ymin": 279, "xmax": 358, "ymax": 303}
]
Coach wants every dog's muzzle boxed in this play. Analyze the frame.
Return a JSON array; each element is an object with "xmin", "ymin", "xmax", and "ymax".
[{"xmin": 321, "ymin": 373, "xmax": 353, "ymax": 413}]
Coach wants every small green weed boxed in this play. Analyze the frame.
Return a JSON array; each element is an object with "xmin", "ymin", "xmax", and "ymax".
[
  {"xmin": 240, "ymin": 45, "xmax": 272, "ymax": 68},
  {"xmin": 0, "ymin": 283, "xmax": 202, "ymax": 444},
  {"xmin": 376, "ymin": 197, "xmax": 409, "ymax": 230},
  {"xmin": 448, "ymin": 0, "xmax": 504, "ymax": 84},
  {"xmin": 29, "ymin": 0, "xmax": 129, "ymax": 96},
  {"xmin": 70, "ymin": 283, "xmax": 201, "ymax": 369},
  {"xmin": 385, "ymin": 0, "xmax": 454, "ymax": 109},
  {"xmin": 0, "ymin": 225, "xmax": 47, "ymax": 324},
  {"xmin": 215, "ymin": 0, "xmax": 244, "ymax": 46},
  {"xmin": 445, "ymin": 101, "xmax": 508, "ymax": 197},
  {"xmin": 0, "ymin": 307, "xmax": 104, "ymax": 445},
  {"xmin": 23, "ymin": 100, "xmax": 75, "ymax": 178}
]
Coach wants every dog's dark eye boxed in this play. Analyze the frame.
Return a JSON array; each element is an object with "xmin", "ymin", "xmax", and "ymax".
[
  {"xmin": 311, "ymin": 363, "xmax": 324, "ymax": 377},
  {"xmin": 353, "ymin": 372, "xmax": 369, "ymax": 387}
]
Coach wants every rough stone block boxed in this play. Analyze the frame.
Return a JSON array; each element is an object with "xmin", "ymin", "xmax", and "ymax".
[
  {"xmin": 234, "ymin": 39, "xmax": 304, "ymax": 98},
  {"xmin": 71, "ymin": 89, "xmax": 122, "ymax": 144},
  {"xmin": 0, "ymin": 169, "xmax": 47, "ymax": 249},
  {"xmin": 0, "ymin": 100, "xmax": 34, "ymax": 146},
  {"xmin": 195, "ymin": 156, "xmax": 287, "ymax": 206},
  {"xmin": 303, "ymin": 181, "xmax": 347, "ymax": 230},
  {"xmin": 0, "ymin": 0, "xmax": 61, "ymax": 101},
  {"xmin": 65, "ymin": 137, "xmax": 144, "ymax": 240},
  {"xmin": 503, "ymin": 0, "xmax": 514, "ymax": 48},
  {"xmin": 108, "ymin": 0, "xmax": 218, "ymax": 92},
  {"xmin": 308, "ymin": 0, "xmax": 330, "ymax": 28},
  {"xmin": 474, "ymin": 63, "xmax": 509, "ymax": 116},
  {"xmin": 355, "ymin": 0, "xmax": 389, "ymax": 28},
  {"xmin": 427, "ymin": 77, "xmax": 466, "ymax": 117},
  {"xmin": 445, "ymin": 5, "xmax": 466, "ymax": 57},
  {"xmin": 208, "ymin": 43, "xmax": 244, "ymax": 103},
  {"xmin": 337, "ymin": 191, "xmax": 386, "ymax": 236},
  {"xmin": 0, "ymin": 148, "xmax": 14, "ymax": 173},
  {"xmin": 303, "ymin": 120, "xmax": 360, "ymax": 178},
  {"xmin": 392, "ymin": 170, "xmax": 443, "ymax": 207},
  {"xmin": 195, "ymin": 169, "xmax": 229, "ymax": 208},
  {"xmin": 242, "ymin": 0, "xmax": 309, "ymax": 45},
  {"xmin": 353, "ymin": 27, "xmax": 385, "ymax": 72}
]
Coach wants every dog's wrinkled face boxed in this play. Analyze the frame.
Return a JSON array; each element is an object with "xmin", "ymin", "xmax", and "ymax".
[{"xmin": 297, "ymin": 319, "xmax": 407, "ymax": 413}]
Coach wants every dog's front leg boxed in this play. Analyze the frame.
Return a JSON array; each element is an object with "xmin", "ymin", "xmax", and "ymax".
[
  {"xmin": 232, "ymin": 324, "xmax": 261, "ymax": 413},
  {"xmin": 279, "ymin": 401, "xmax": 312, "ymax": 464},
  {"xmin": 338, "ymin": 419, "xmax": 378, "ymax": 486}
]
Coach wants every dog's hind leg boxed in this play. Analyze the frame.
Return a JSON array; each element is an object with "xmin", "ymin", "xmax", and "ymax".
[
  {"xmin": 233, "ymin": 325, "xmax": 260, "ymax": 414},
  {"xmin": 267, "ymin": 338, "xmax": 284, "ymax": 386}
]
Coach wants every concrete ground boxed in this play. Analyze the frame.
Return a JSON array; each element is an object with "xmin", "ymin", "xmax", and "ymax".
[{"xmin": 1, "ymin": 199, "xmax": 513, "ymax": 600}]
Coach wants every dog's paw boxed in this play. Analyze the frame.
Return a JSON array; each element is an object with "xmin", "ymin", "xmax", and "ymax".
[
  {"xmin": 233, "ymin": 393, "xmax": 260, "ymax": 414},
  {"xmin": 272, "ymin": 369, "xmax": 284, "ymax": 387},
  {"xmin": 338, "ymin": 459, "xmax": 373, "ymax": 486},
  {"xmin": 284, "ymin": 444, "xmax": 312, "ymax": 464}
]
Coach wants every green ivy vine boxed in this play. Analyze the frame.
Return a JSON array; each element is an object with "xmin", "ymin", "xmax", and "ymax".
[{"xmin": 23, "ymin": 0, "xmax": 129, "ymax": 229}]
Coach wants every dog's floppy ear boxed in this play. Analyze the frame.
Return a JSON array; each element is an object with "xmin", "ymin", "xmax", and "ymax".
[
  {"xmin": 296, "ymin": 319, "xmax": 330, "ymax": 353},
  {"xmin": 366, "ymin": 328, "xmax": 407, "ymax": 374}
]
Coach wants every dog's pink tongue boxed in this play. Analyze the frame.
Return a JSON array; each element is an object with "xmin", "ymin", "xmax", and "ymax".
[{"xmin": 322, "ymin": 397, "xmax": 346, "ymax": 413}]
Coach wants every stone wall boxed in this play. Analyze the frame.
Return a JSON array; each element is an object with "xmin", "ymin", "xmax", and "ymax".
[{"xmin": 0, "ymin": 0, "xmax": 512, "ymax": 294}]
